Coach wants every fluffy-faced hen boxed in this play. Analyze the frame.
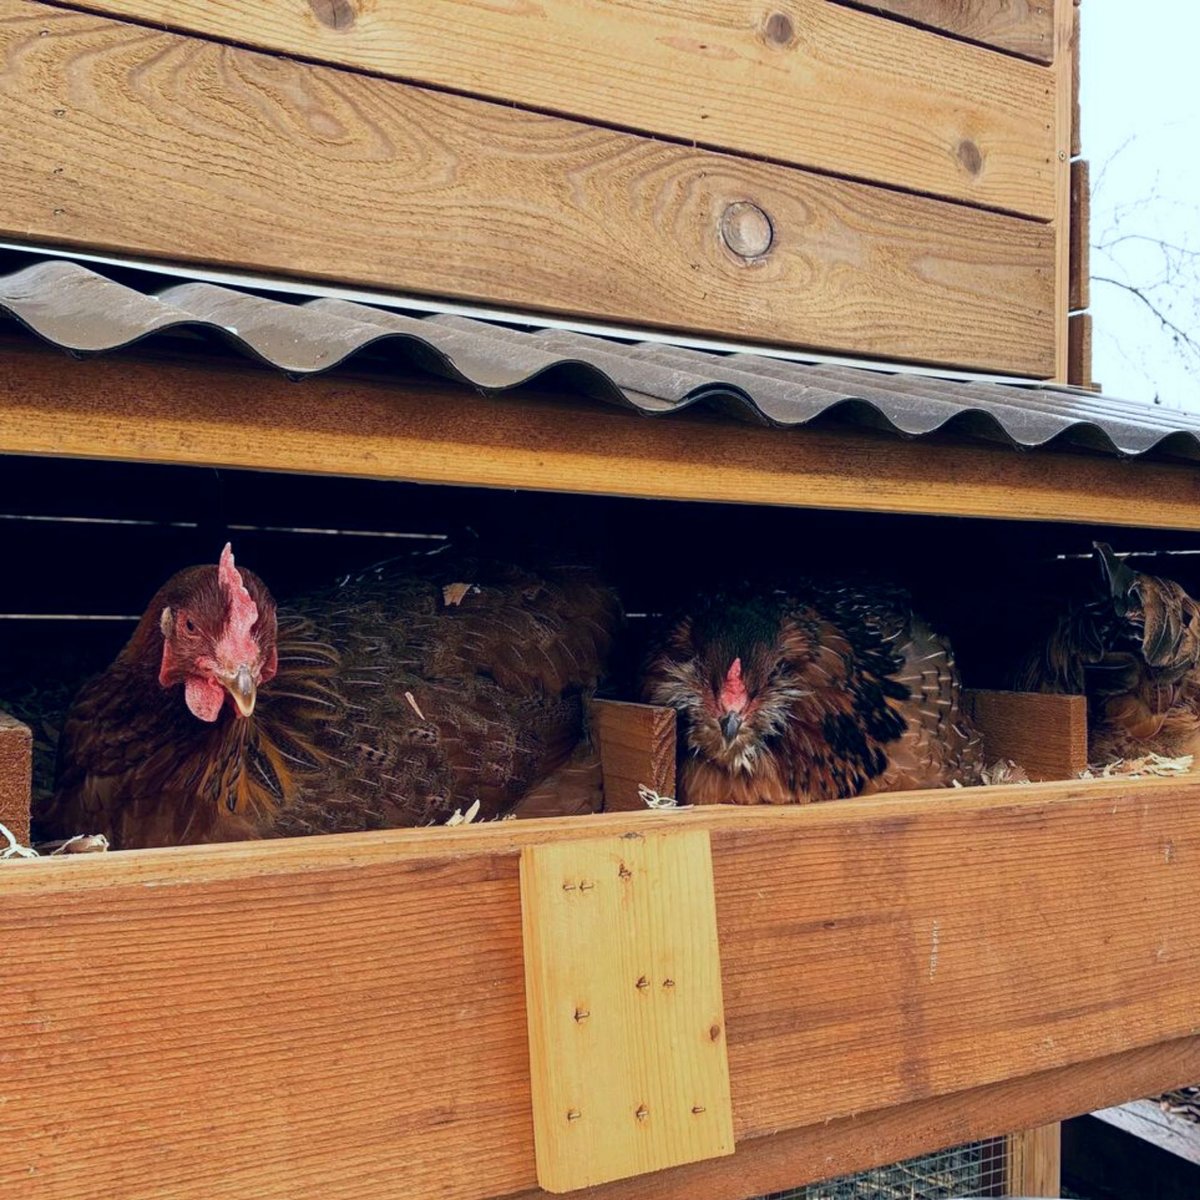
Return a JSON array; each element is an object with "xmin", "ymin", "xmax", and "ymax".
[
  {"xmin": 641, "ymin": 584, "xmax": 981, "ymax": 805},
  {"xmin": 1017, "ymin": 542, "xmax": 1200, "ymax": 763},
  {"xmin": 42, "ymin": 546, "xmax": 618, "ymax": 848}
]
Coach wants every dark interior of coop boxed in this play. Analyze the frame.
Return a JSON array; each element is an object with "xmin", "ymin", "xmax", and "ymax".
[{"xmin": 2, "ymin": 450, "xmax": 1194, "ymax": 823}]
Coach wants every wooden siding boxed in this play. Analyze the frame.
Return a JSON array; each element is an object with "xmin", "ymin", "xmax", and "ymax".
[
  {"xmin": 2, "ymin": 775, "xmax": 1200, "ymax": 1199},
  {"xmin": 3, "ymin": 339, "xmax": 1199, "ymax": 530},
  {"xmin": 45, "ymin": 0, "xmax": 1057, "ymax": 217},
  {"xmin": 841, "ymin": 1, "xmax": 1055, "ymax": 62},
  {"xmin": 0, "ymin": 3, "xmax": 1056, "ymax": 375}
]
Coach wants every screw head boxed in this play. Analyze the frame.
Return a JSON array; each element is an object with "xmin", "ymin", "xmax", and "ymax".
[{"xmin": 720, "ymin": 201, "xmax": 774, "ymax": 260}]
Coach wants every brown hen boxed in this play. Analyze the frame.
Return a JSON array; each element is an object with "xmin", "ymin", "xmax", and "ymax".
[
  {"xmin": 641, "ymin": 585, "xmax": 980, "ymax": 805},
  {"xmin": 42, "ymin": 546, "xmax": 619, "ymax": 848},
  {"xmin": 1016, "ymin": 542, "xmax": 1200, "ymax": 763}
]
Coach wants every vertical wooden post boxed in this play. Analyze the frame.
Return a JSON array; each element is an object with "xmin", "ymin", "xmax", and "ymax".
[
  {"xmin": 0, "ymin": 711, "xmax": 32, "ymax": 846},
  {"xmin": 1007, "ymin": 1122, "xmax": 1062, "ymax": 1196},
  {"xmin": 1052, "ymin": 0, "xmax": 1077, "ymax": 382}
]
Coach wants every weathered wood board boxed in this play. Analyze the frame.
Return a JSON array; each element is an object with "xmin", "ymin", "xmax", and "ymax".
[
  {"xmin": 2, "ymin": 776, "xmax": 1200, "ymax": 1199},
  {"xmin": 0, "ymin": 3, "xmax": 1056, "ymax": 375},
  {"xmin": 49, "ymin": 0, "xmax": 1058, "ymax": 216},
  {"xmin": 7, "ymin": 339, "xmax": 1199, "ymax": 530}
]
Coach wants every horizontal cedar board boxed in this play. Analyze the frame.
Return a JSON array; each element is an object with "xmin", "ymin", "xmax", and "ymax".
[
  {"xmin": 2, "ymin": 775, "xmax": 1200, "ymax": 1199},
  {"xmin": 519, "ymin": 1038, "xmax": 1200, "ymax": 1200},
  {"xmin": 0, "ymin": 5, "xmax": 1056, "ymax": 376},
  {"xmin": 842, "ymin": 0, "xmax": 1054, "ymax": 62},
  {"xmin": 8, "ymin": 339, "xmax": 1200, "ymax": 530},
  {"xmin": 52, "ymin": 0, "xmax": 1057, "ymax": 217}
]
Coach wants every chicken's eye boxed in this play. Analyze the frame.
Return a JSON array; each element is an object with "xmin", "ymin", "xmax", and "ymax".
[{"xmin": 184, "ymin": 617, "xmax": 197, "ymax": 635}]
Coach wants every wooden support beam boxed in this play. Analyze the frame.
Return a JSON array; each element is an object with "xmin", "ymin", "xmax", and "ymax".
[
  {"xmin": 0, "ymin": 3, "xmax": 1057, "ymax": 375},
  {"xmin": 1072, "ymin": 0, "xmax": 1083, "ymax": 158},
  {"xmin": 520, "ymin": 831, "xmax": 732, "ymax": 1190},
  {"xmin": 44, "ymin": 0, "xmax": 1058, "ymax": 216},
  {"xmin": 1052, "ymin": 0, "xmax": 1076, "ymax": 382},
  {"xmin": 3, "ymin": 775, "xmax": 1200, "ymax": 1199},
  {"xmin": 841, "ymin": 1, "xmax": 1054, "ymax": 62},
  {"xmin": 1069, "ymin": 312, "xmax": 1094, "ymax": 389},
  {"xmin": 589, "ymin": 701, "xmax": 677, "ymax": 814},
  {"xmin": 1006, "ymin": 1123, "xmax": 1062, "ymax": 1196},
  {"xmin": 1070, "ymin": 159, "xmax": 1091, "ymax": 312},
  {"xmin": 964, "ymin": 690, "xmax": 1088, "ymax": 781},
  {"xmin": 0, "ymin": 711, "xmax": 31, "ymax": 846},
  {"xmin": 2, "ymin": 340, "xmax": 1198, "ymax": 531}
]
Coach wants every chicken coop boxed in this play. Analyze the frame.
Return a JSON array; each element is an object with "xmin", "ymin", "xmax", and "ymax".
[{"xmin": 1, "ymin": 1, "xmax": 1197, "ymax": 1197}]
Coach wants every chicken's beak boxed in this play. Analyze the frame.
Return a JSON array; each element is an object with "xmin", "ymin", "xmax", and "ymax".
[
  {"xmin": 221, "ymin": 664, "xmax": 258, "ymax": 719},
  {"xmin": 720, "ymin": 711, "xmax": 742, "ymax": 741}
]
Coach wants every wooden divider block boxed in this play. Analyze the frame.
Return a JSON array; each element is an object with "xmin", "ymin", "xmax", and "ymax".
[
  {"xmin": 520, "ymin": 829, "xmax": 732, "ymax": 1192},
  {"xmin": 0, "ymin": 711, "xmax": 32, "ymax": 846},
  {"xmin": 589, "ymin": 700, "xmax": 677, "ymax": 813},
  {"xmin": 1007, "ymin": 1122, "xmax": 1063, "ymax": 1196},
  {"xmin": 964, "ymin": 689, "xmax": 1089, "ymax": 781}
]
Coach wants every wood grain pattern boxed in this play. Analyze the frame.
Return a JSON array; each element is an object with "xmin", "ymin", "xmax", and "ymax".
[
  {"xmin": 1071, "ymin": 158, "xmax": 1091, "ymax": 311},
  {"xmin": 0, "ymin": 711, "xmax": 31, "ymax": 845},
  {"xmin": 49, "ymin": 0, "xmax": 1058, "ymax": 217},
  {"xmin": 2, "ymin": 774, "xmax": 1200, "ymax": 1199},
  {"xmin": 1071, "ymin": 0, "xmax": 1082, "ymax": 157},
  {"xmin": 589, "ymin": 701, "xmax": 677, "ymax": 814},
  {"xmin": 1068, "ymin": 312, "xmax": 1093, "ymax": 389},
  {"xmin": 4, "ymin": 339, "xmax": 1198, "ymax": 532},
  {"xmin": 1006, "ymin": 1123, "xmax": 1062, "ymax": 1195},
  {"xmin": 964, "ymin": 690, "xmax": 1088, "ymax": 780},
  {"xmin": 1052, "ymin": 0, "xmax": 1076, "ymax": 381},
  {"xmin": 525, "ymin": 1040, "xmax": 1200, "ymax": 1200},
  {"xmin": 0, "ymin": 3, "xmax": 1057, "ymax": 375},
  {"xmin": 841, "ymin": 0, "xmax": 1054, "ymax": 61},
  {"xmin": 521, "ymin": 831, "xmax": 732, "ymax": 1190}
]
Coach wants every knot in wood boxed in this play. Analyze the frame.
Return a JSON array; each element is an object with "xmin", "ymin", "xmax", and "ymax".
[
  {"xmin": 309, "ymin": 0, "xmax": 356, "ymax": 30},
  {"xmin": 720, "ymin": 201, "xmax": 774, "ymax": 260},
  {"xmin": 957, "ymin": 139, "xmax": 984, "ymax": 176},
  {"xmin": 635, "ymin": 1105, "xmax": 649, "ymax": 1121},
  {"xmin": 762, "ymin": 10, "xmax": 795, "ymax": 47}
]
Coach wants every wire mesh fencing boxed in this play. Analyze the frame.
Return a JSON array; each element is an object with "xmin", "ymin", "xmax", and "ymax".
[{"xmin": 752, "ymin": 1138, "xmax": 1008, "ymax": 1200}]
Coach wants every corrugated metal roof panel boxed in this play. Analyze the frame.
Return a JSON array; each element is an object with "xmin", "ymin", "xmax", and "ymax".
[{"xmin": 3, "ymin": 258, "xmax": 1199, "ymax": 461}]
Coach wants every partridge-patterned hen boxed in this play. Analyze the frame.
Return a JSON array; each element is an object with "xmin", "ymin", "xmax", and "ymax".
[
  {"xmin": 641, "ymin": 584, "xmax": 980, "ymax": 805},
  {"xmin": 41, "ymin": 546, "xmax": 619, "ymax": 848},
  {"xmin": 1016, "ymin": 542, "xmax": 1200, "ymax": 763}
]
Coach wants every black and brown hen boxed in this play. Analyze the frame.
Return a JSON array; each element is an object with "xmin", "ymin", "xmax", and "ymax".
[
  {"xmin": 641, "ymin": 584, "xmax": 980, "ymax": 805},
  {"xmin": 41, "ymin": 545, "xmax": 619, "ymax": 848},
  {"xmin": 1016, "ymin": 542, "xmax": 1200, "ymax": 763}
]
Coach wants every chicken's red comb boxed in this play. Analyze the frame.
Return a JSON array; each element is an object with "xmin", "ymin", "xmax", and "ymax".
[
  {"xmin": 719, "ymin": 657, "xmax": 749, "ymax": 713},
  {"xmin": 218, "ymin": 543, "xmax": 260, "ymax": 659}
]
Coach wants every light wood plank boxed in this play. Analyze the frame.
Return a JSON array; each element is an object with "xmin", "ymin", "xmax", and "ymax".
[
  {"xmin": 0, "ymin": 3, "xmax": 1056, "ymax": 376},
  {"xmin": 589, "ymin": 701, "xmax": 677, "ymax": 814},
  {"xmin": 0, "ymin": 711, "xmax": 31, "ymax": 846},
  {"xmin": 1071, "ymin": 0, "xmax": 1082, "ymax": 158},
  {"xmin": 1068, "ymin": 312, "xmax": 1093, "ymax": 389},
  {"xmin": 842, "ymin": 1, "xmax": 1053, "ymax": 61},
  {"xmin": 1070, "ymin": 159, "xmax": 1091, "ymax": 311},
  {"xmin": 1052, "ymin": 0, "xmax": 1076, "ymax": 381},
  {"xmin": 49, "ymin": 0, "xmax": 1057, "ymax": 217},
  {"xmin": 964, "ymin": 690, "xmax": 1088, "ymax": 781},
  {"xmin": 1006, "ymin": 1123, "xmax": 1062, "ymax": 1195},
  {"xmin": 3, "ymin": 775, "xmax": 1200, "ymax": 1198},
  {"xmin": 521, "ymin": 831, "xmax": 732, "ymax": 1191},
  {"xmin": 3, "ymin": 339, "xmax": 1199, "ymax": 532}
]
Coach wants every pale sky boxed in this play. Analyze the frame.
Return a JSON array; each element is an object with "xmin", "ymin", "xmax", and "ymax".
[{"xmin": 1082, "ymin": 3, "xmax": 1200, "ymax": 407}]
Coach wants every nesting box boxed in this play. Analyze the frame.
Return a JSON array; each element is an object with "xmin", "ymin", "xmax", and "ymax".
[{"xmin": 0, "ymin": 3, "xmax": 1192, "ymax": 1200}]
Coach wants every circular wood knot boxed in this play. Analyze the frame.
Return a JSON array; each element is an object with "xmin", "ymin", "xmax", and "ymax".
[
  {"xmin": 720, "ymin": 201, "xmax": 774, "ymax": 260},
  {"xmin": 957, "ymin": 139, "xmax": 984, "ymax": 176},
  {"xmin": 309, "ymin": 0, "xmax": 356, "ymax": 30},
  {"xmin": 709, "ymin": 1023, "xmax": 723, "ymax": 1042},
  {"xmin": 763, "ymin": 10, "xmax": 795, "ymax": 46}
]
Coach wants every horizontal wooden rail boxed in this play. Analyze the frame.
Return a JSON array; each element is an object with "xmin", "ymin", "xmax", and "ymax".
[
  {"xmin": 48, "ymin": 0, "xmax": 1057, "ymax": 216},
  {"xmin": 2, "ymin": 774, "xmax": 1199, "ymax": 1198},
  {"xmin": 839, "ymin": 1, "xmax": 1055, "ymax": 62},
  {"xmin": 0, "ymin": 3, "xmax": 1056, "ymax": 375},
  {"xmin": 2, "ymin": 339, "xmax": 1199, "ymax": 530}
]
